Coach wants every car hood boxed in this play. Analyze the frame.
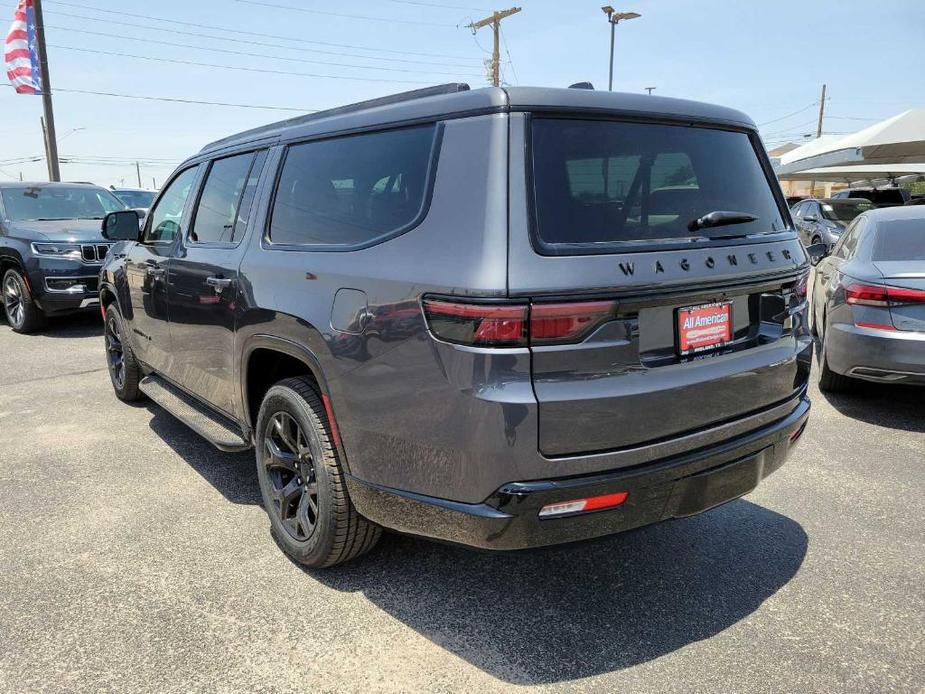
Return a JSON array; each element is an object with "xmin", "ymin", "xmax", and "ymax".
[{"xmin": 6, "ymin": 219, "xmax": 106, "ymax": 242}]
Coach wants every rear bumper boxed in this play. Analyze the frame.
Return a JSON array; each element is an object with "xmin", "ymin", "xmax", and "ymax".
[
  {"xmin": 346, "ymin": 396, "xmax": 810, "ymax": 551},
  {"xmin": 826, "ymin": 323, "xmax": 925, "ymax": 385}
]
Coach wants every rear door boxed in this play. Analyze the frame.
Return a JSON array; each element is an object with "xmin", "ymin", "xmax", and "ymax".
[
  {"xmin": 166, "ymin": 149, "xmax": 269, "ymax": 416},
  {"xmin": 509, "ymin": 113, "xmax": 809, "ymax": 456}
]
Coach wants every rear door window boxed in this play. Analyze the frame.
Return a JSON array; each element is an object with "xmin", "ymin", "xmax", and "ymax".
[
  {"xmin": 190, "ymin": 151, "xmax": 267, "ymax": 245},
  {"xmin": 531, "ymin": 118, "xmax": 786, "ymax": 252},
  {"xmin": 268, "ymin": 125, "xmax": 437, "ymax": 249}
]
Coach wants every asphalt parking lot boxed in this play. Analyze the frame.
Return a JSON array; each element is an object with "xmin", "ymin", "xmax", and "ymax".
[{"xmin": 0, "ymin": 311, "xmax": 922, "ymax": 693}]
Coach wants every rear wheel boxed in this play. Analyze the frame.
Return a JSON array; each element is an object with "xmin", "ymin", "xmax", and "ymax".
[
  {"xmin": 2, "ymin": 269, "xmax": 45, "ymax": 334},
  {"xmin": 105, "ymin": 303, "xmax": 143, "ymax": 401},
  {"xmin": 255, "ymin": 377, "xmax": 380, "ymax": 568}
]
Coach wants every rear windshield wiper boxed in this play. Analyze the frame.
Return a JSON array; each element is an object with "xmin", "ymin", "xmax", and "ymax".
[{"xmin": 688, "ymin": 210, "xmax": 758, "ymax": 237}]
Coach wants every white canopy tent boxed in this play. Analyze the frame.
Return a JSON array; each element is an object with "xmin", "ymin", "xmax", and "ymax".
[
  {"xmin": 776, "ymin": 108, "xmax": 925, "ymax": 175},
  {"xmin": 776, "ymin": 163, "xmax": 925, "ymax": 184}
]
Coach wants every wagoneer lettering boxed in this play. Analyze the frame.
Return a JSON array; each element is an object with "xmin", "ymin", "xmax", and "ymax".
[{"xmin": 97, "ymin": 84, "xmax": 812, "ymax": 567}]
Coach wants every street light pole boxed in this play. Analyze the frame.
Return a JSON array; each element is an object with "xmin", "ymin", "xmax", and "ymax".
[{"xmin": 601, "ymin": 6, "xmax": 641, "ymax": 92}]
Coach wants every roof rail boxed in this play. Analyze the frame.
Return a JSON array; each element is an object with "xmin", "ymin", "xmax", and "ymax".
[{"xmin": 200, "ymin": 82, "xmax": 471, "ymax": 154}]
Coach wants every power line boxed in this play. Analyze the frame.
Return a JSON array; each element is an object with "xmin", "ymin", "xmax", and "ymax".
[
  {"xmin": 44, "ymin": 1, "xmax": 479, "ymax": 60},
  {"xmin": 45, "ymin": 24, "xmax": 481, "ymax": 78},
  {"xmin": 48, "ymin": 44, "xmax": 442, "ymax": 85},
  {"xmin": 383, "ymin": 0, "xmax": 487, "ymax": 10},
  {"xmin": 46, "ymin": 9, "xmax": 481, "ymax": 68},
  {"xmin": 756, "ymin": 102, "xmax": 818, "ymax": 127},
  {"xmin": 1, "ymin": 81, "xmax": 314, "ymax": 111},
  {"xmin": 234, "ymin": 0, "xmax": 457, "ymax": 27},
  {"xmin": 499, "ymin": 25, "xmax": 518, "ymax": 85}
]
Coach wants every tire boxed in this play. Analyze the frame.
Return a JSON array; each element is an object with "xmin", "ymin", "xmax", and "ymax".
[
  {"xmin": 2, "ymin": 268, "xmax": 45, "ymax": 334},
  {"xmin": 255, "ymin": 377, "xmax": 381, "ymax": 568},
  {"xmin": 104, "ymin": 303, "xmax": 143, "ymax": 401},
  {"xmin": 817, "ymin": 314, "xmax": 855, "ymax": 394}
]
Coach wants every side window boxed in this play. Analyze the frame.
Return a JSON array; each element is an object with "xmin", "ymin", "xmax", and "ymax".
[
  {"xmin": 144, "ymin": 166, "xmax": 200, "ymax": 244},
  {"xmin": 792, "ymin": 202, "xmax": 806, "ymax": 218},
  {"xmin": 268, "ymin": 124, "xmax": 436, "ymax": 248},
  {"xmin": 834, "ymin": 218, "xmax": 864, "ymax": 259},
  {"xmin": 189, "ymin": 151, "xmax": 267, "ymax": 245}
]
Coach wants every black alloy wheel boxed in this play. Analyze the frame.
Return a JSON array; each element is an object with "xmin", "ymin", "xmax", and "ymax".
[
  {"xmin": 106, "ymin": 312, "xmax": 127, "ymax": 390},
  {"xmin": 263, "ymin": 411, "xmax": 319, "ymax": 542}
]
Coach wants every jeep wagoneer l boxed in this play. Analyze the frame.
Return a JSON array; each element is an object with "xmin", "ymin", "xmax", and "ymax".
[{"xmin": 98, "ymin": 84, "xmax": 813, "ymax": 567}]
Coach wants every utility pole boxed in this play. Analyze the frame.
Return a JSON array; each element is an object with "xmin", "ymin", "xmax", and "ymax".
[
  {"xmin": 809, "ymin": 83, "xmax": 827, "ymax": 197},
  {"xmin": 815, "ymin": 83, "xmax": 827, "ymax": 138},
  {"xmin": 466, "ymin": 7, "xmax": 521, "ymax": 87},
  {"xmin": 32, "ymin": 0, "xmax": 60, "ymax": 181},
  {"xmin": 645, "ymin": 86, "xmax": 656, "ymax": 95},
  {"xmin": 601, "ymin": 7, "xmax": 641, "ymax": 91},
  {"xmin": 136, "ymin": 161, "xmax": 142, "ymax": 187}
]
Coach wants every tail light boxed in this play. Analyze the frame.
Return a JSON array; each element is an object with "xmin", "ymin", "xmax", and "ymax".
[
  {"xmin": 530, "ymin": 300, "xmax": 616, "ymax": 344},
  {"xmin": 422, "ymin": 299, "xmax": 528, "ymax": 347},
  {"xmin": 423, "ymin": 298, "xmax": 617, "ymax": 347},
  {"xmin": 845, "ymin": 283, "xmax": 925, "ymax": 307}
]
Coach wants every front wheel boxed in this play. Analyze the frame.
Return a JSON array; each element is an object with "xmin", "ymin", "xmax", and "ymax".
[
  {"xmin": 255, "ymin": 377, "xmax": 381, "ymax": 568},
  {"xmin": 3, "ymin": 269, "xmax": 45, "ymax": 333},
  {"xmin": 105, "ymin": 303, "xmax": 143, "ymax": 401}
]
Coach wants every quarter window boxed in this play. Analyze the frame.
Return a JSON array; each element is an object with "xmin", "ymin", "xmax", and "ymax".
[
  {"xmin": 190, "ymin": 151, "xmax": 267, "ymax": 245},
  {"xmin": 268, "ymin": 125, "xmax": 437, "ymax": 248},
  {"xmin": 144, "ymin": 166, "xmax": 200, "ymax": 244}
]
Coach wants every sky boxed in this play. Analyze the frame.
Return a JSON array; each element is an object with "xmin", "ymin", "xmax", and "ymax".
[{"xmin": 0, "ymin": 0, "xmax": 923, "ymax": 188}]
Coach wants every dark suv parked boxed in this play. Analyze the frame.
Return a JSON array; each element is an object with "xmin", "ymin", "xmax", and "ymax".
[
  {"xmin": 0, "ymin": 182, "xmax": 127, "ymax": 332},
  {"xmin": 98, "ymin": 85, "xmax": 813, "ymax": 567}
]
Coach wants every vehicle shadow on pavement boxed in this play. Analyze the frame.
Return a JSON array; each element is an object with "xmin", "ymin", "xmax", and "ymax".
[
  {"xmin": 308, "ymin": 499, "xmax": 807, "ymax": 685},
  {"xmin": 0, "ymin": 311, "xmax": 103, "ymax": 338},
  {"xmin": 821, "ymin": 382, "xmax": 925, "ymax": 433},
  {"xmin": 146, "ymin": 405, "xmax": 260, "ymax": 505}
]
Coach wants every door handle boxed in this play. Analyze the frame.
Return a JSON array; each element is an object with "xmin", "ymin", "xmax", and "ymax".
[{"xmin": 206, "ymin": 276, "xmax": 234, "ymax": 292}]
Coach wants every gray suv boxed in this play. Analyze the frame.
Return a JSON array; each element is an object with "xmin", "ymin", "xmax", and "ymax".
[{"xmin": 98, "ymin": 84, "xmax": 813, "ymax": 567}]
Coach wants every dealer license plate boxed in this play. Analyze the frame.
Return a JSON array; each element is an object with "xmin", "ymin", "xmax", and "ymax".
[{"xmin": 676, "ymin": 301, "xmax": 732, "ymax": 356}]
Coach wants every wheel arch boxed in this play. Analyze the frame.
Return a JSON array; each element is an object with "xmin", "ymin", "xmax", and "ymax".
[{"xmin": 240, "ymin": 335, "xmax": 346, "ymax": 467}]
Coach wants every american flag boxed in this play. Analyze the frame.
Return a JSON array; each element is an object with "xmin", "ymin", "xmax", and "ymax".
[{"xmin": 5, "ymin": 0, "xmax": 42, "ymax": 94}]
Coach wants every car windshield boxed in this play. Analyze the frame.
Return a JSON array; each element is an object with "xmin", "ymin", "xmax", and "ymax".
[
  {"xmin": 532, "ymin": 118, "xmax": 785, "ymax": 250},
  {"xmin": 112, "ymin": 190, "xmax": 156, "ymax": 209},
  {"xmin": 0, "ymin": 186, "xmax": 126, "ymax": 221},
  {"xmin": 848, "ymin": 189, "xmax": 906, "ymax": 205},
  {"xmin": 822, "ymin": 201, "xmax": 874, "ymax": 222}
]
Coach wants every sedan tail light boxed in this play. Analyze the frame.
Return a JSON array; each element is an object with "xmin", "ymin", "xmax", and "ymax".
[
  {"xmin": 845, "ymin": 283, "xmax": 925, "ymax": 307},
  {"xmin": 423, "ymin": 298, "xmax": 618, "ymax": 347}
]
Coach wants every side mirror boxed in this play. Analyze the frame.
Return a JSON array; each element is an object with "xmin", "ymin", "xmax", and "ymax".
[
  {"xmin": 806, "ymin": 242, "xmax": 829, "ymax": 266},
  {"xmin": 802, "ymin": 215, "xmax": 818, "ymax": 223},
  {"xmin": 102, "ymin": 210, "xmax": 142, "ymax": 241}
]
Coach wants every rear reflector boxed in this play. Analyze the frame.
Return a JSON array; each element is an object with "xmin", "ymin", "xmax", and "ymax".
[
  {"xmin": 530, "ymin": 300, "xmax": 617, "ymax": 343},
  {"xmin": 538, "ymin": 491, "xmax": 628, "ymax": 518},
  {"xmin": 846, "ymin": 283, "xmax": 925, "ymax": 307},
  {"xmin": 789, "ymin": 421, "xmax": 807, "ymax": 444},
  {"xmin": 854, "ymin": 322, "xmax": 897, "ymax": 331}
]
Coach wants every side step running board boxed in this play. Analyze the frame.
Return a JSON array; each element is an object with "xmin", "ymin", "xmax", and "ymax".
[{"xmin": 139, "ymin": 374, "xmax": 251, "ymax": 452}]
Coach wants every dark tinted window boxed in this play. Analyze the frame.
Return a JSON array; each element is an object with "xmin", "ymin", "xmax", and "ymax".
[
  {"xmin": 269, "ymin": 125, "xmax": 436, "ymax": 248},
  {"xmin": 191, "ymin": 151, "xmax": 266, "ymax": 244},
  {"xmin": 872, "ymin": 220, "xmax": 925, "ymax": 261},
  {"xmin": 532, "ymin": 119, "xmax": 785, "ymax": 249}
]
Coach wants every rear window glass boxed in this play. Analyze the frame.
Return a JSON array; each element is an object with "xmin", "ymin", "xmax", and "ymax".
[
  {"xmin": 822, "ymin": 200, "xmax": 874, "ymax": 222},
  {"xmin": 269, "ymin": 125, "xmax": 437, "ymax": 248},
  {"xmin": 872, "ymin": 221, "xmax": 925, "ymax": 261},
  {"xmin": 531, "ymin": 119, "xmax": 786, "ymax": 250}
]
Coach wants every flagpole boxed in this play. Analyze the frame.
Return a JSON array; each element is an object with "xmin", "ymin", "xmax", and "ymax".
[{"xmin": 31, "ymin": 0, "xmax": 59, "ymax": 181}]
